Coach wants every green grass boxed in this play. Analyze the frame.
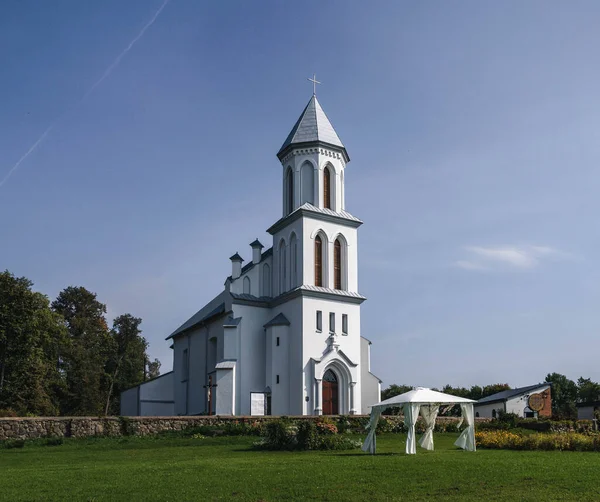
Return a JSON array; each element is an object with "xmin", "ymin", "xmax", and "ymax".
[{"xmin": 1, "ymin": 433, "xmax": 599, "ymax": 501}]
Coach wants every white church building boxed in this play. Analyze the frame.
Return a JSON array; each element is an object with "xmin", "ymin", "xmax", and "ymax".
[{"xmin": 121, "ymin": 92, "xmax": 381, "ymax": 416}]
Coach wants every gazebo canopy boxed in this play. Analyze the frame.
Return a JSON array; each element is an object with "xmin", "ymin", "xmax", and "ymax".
[
  {"xmin": 372, "ymin": 387, "xmax": 476, "ymax": 409},
  {"xmin": 362, "ymin": 387, "xmax": 477, "ymax": 455}
]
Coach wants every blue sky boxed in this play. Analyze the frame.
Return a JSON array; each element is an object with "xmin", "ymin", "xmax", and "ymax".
[{"xmin": 2, "ymin": 1, "xmax": 599, "ymax": 389}]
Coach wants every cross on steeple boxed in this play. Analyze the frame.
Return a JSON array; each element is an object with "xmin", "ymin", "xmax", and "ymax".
[{"xmin": 307, "ymin": 74, "xmax": 321, "ymax": 96}]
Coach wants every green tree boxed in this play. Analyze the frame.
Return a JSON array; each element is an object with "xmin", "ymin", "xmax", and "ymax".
[
  {"xmin": 381, "ymin": 384, "xmax": 412, "ymax": 401},
  {"xmin": 104, "ymin": 314, "xmax": 147, "ymax": 415},
  {"xmin": 577, "ymin": 377, "xmax": 600, "ymax": 404},
  {"xmin": 481, "ymin": 383, "xmax": 511, "ymax": 399},
  {"xmin": 0, "ymin": 271, "xmax": 67, "ymax": 415},
  {"xmin": 545, "ymin": 372, "xmax": 578, "ymax": 419},
  {"xmin": 52, "ymin": 287, "xmax": 111, "ymax": 416},
  {"xmin": 145, "ymin": 358, "xmax": 161, "ymax": 380}
]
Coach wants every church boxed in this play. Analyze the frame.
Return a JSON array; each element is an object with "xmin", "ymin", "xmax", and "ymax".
[{"xmin": 121, "ymin": 90, "xmax": 381, "ymax": 416}]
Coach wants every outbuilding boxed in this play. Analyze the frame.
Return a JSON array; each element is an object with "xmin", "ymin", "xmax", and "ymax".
[{"xmin": 474, "ymin": 383, "xmax": 551, "ymax": 419}]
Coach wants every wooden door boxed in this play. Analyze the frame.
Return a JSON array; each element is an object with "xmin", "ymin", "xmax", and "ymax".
[{"xmin": 322, "ymin": 370, "xmax": 339, "ymax": 415}]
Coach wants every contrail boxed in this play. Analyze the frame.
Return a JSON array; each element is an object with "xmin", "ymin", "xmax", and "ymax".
[{"xmin": 0, "ymin": 0, "xmax": 170, "ymax": 189}]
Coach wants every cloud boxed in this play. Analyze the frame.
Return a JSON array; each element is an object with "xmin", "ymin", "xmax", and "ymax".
[
  {"xmin": 455, "ymin": 260, "xmax": 489, "ymax": 271},
  {"xmin": 457, "ymin": 245, "xmax": 565, "ymax": 271}
]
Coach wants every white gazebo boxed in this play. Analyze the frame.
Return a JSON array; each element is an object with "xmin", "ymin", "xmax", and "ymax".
[{"xmin": 362, "ymin": 387, "xmax": 477, "ymax": 455}]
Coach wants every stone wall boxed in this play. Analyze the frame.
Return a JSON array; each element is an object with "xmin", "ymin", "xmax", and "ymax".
[{"xmin": 0, "ymin": 415, "xmax": 482, "ymax": 441}]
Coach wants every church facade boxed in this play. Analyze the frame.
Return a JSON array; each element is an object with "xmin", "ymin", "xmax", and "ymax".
[{"xmin": 126, "ymin": 94, "xmax": 380, "ymax": 416}]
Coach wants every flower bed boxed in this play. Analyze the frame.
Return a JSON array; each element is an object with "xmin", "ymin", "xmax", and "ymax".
[{"xmin": 476, "ymin": 430, "xmax": 600, "ymax": 452}]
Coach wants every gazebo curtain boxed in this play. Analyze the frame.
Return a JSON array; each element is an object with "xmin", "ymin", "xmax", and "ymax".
[
  {"xmin": 404, "ymin": 403, "xmax": 421, "ymax": 454},
  {"xmin": 454, "ymin": 403, "xmax": 476, "ymax": 451},
  {"xmin": 362, "ymin": 402, "xmax": 476, "ymax": 455},
  {"xmin": 418, "ymin": 404, "xmax": 439, "ymax": 451},
  {"xmin": 361, "ymin": 407, "xmax": 382, "ymax": 454}
]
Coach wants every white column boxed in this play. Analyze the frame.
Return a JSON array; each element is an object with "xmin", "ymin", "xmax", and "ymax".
[
  {"xmin": 314, "ymin": 167, "xmax": 321, "ymax": 208},
  {"xmin": 315, "ymin": 378, "xmax": 323, "ymax": 415},
  {"xmin": 350, "ymin": 382, "xmax": 357, "ymax": 415}
]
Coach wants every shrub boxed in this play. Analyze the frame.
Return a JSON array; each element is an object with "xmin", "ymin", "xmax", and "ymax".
[
  {"xmin": 476, "ymin": 430, "xmax": 600, "ymax": 452},
  {"xmin": 0, "ymin": 408, "xmax": 18, "ymax": 418},
  {"xmin": 2, "ymin": 439, "xmax": 26, "ymax": 449},
  {"xmin": 44, "ymin": 437, "xmax": 64, "ymax": 447},
  {"xmin": 257, "ymin": 418, "xmax": 359, "ymax": 452}
]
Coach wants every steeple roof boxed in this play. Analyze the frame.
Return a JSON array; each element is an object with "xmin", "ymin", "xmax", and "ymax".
[{"xmin": 277, "ymin": 95, "xmax": 348, "ymax": 161}]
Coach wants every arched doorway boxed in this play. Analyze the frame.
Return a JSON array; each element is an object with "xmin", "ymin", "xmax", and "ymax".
[{"xmin": 322, "ymin": 369, "xmax": 339, "ymax": 415}]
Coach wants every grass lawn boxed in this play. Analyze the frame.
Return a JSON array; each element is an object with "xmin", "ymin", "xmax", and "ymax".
[{"xmin": 1, "ymin": 433, "xmax": 599, "ymax": 501}]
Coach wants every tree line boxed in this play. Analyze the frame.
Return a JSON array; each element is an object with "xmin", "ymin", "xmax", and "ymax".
[
  {"xmin": 382, "ymin": 373, "xmax": 600, "ymax": 419},
  {"xmin": 0, "ymin": 270, "xmax": 160, "ymax": 417}
]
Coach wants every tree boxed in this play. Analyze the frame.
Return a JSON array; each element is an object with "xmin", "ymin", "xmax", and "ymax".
[
  {"xmin": 145, "ymin": 358, "xmax": 161, "ymax": 380},
  {"xmin": 52, "ymin": 287, "xmax": 111, "ymax": 416},
  {"xmin": 104, "ymin": 314, "xmax": 147, "ymax": 415},
  {"xmin": 577, "ymin": 377, "xmax": 600, "ymax": 404},
  {"xmin": 381, "ymin": 384, "xmax": 413, "ymax": 401},
  {"xmin": 545, "ymin": 373, "xmax": 578, "ymax": 419},
  {"xmin": 481, "ymin": 384, "xmax": 511, "ymax": 399},
  {"xmin": 0, "ymin": 271, "xmax": 67, "ymax": 415}
]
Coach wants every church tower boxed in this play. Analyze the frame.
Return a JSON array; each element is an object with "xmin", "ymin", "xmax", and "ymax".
[{"xmin": 265, "ymin": 91, "xmax": 378, "ymax": 415}]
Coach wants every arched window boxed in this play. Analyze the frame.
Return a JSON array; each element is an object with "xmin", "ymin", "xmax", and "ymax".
[
  {"xmin": 243, "ymin": 276, "xmax": 251, "ymax": 295},
  {"xmin": 290, "ymin": 233, "xmax": 298, "ymax": 288},
  {"xmin": 286, "ymin": 168, "xmax": 294, "ymax": 214},
  {"xmin": 323, "ymin": 167, "xmax": 331, "ymax": 209},
  {"xmin": 279, "ymin": 240, "xmax": 287, "ymax": 294},
  {"xmin": 262, "ymin": 263, "xmax": 271, "ymax": 297},
  {"xmin": 314, "ymin": 235, "xmax": 323, "ymax": 287},
  {"xmin": 300, "ymin": 162, "xmax": 314, "ymax": 205},
  {"xmin": 334, "ymin": 239, "xmax": 342, "ymax": 290}
]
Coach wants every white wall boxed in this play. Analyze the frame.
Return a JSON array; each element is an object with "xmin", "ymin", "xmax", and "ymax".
[
  {"xmin": 120, "ymin": 387, "xmax": 138, "ymax": 416},
  {"xmin": 360, "ymin": 337, "xmax": 380, "ymax": 413},
  {"xmin": 505, "ymin": 385, "xmax": 550, "ymax": 417},
  {"xmin": 474, "ymin": 402, "xmax": 505, "ymax": 419}
]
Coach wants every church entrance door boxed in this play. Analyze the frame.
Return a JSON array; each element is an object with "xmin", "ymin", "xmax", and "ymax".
[{"xmin": 322, "ymin": 369, "xmax": 339, "ymax": 415}]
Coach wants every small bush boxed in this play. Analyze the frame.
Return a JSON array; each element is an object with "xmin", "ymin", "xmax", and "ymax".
[
  {"xmin": 2, "ymin": 439, "xmax": 26, "ymax": 449},
  {"xmin": 0, "ymin": 408, "xmax": 18, "ymax": 418},
  {"xmin": 44, "ymin": 437, "xmax": 64, "ymax": 447}
]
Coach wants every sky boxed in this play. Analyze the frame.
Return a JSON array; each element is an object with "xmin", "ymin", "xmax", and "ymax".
[{"xmin": 1, "ymin": 0, "xmax": 599, "ymax": 390}]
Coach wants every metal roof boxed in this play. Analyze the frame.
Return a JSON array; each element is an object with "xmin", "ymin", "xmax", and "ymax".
[
  {"xmin": 264, "ymin": 313, "xmax": 290, "ymax": 328},
  {"xmin": 476, "ymin": 383, "xmax": 550, "ymax": 405},
  {"xmin": 300, "ymin": 284, "xmax": 367, "ymax": 300},
  {"xmin": 166, "ymin": 300, "xmax": 227, "ymax": 340},
  {"xmin": 215, "ymin": 360, "xmax": 236, "ymax": 369},
  {"xmin": 277, "ymin": 96, "xmax": 347, "ymax": 160},
  {"xmin": 298, "ymin": 202, "xmax": 362, "ymax": 222},
  {"xmin": 229, "ymin": 252, "xmax": 244, "ymax": 262},
  {"xmin": 249, "ymin": 238, "xmax": 264, "ymax": 248}
]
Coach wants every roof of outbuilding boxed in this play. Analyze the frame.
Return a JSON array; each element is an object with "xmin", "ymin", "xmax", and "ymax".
[
  {"xmin": 277, "ymin": 96, "xmax": 347, "ymax": 160},
  {"xmin": 476, "ymin": 383, "xmax": 550, "ymax": 405}
]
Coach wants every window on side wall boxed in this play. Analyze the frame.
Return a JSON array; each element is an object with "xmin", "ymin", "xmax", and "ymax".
[
  {"xmin": 329, "ymin": 312, "xmax": 335, "ymax": 333},
  {"xmin": 316, "ymin": 310, "xmax": 322, "ymax": 332},
  {"xmin": 342, "ymin": 314, "xmax": 348, "ymax": 335}
]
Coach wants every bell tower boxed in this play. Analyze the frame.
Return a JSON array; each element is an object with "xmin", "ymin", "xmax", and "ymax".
[{"xmin": 276, "ymin": 95, "xmax": 350, "ymax": 217}]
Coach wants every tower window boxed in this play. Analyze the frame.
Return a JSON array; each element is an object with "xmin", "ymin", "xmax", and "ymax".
[
  {"xmin": 276, "ymin": 336, "xmax": 280, "ymax": 346},
  {"xmin": 323, "ymin": 166, "xmax": 331, "ymax": 209},
  {"xmin": 286, "ymin": 168, "xmax": 294, "ymax": 214},
  {"xmin": 276, "ymin": 375, "xmax": 280, "ymax": 384},
  {"xmin": 342, "ymin": 314, "xmax": 348, "ymax": 335},
  {"xmin": 334, "ymin": 239, "xmax": 342, "ymax": 289},
  {"xmin": 329, "ymin": 312, "xmax": 335, "ymax": 333},
  {"xmin": 314, "ymin": 235, "xmax": 323, "ymax": 287},
  {"xmin": 316, "ymin": 310, "xmax": 322, "ymax": 332}
]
